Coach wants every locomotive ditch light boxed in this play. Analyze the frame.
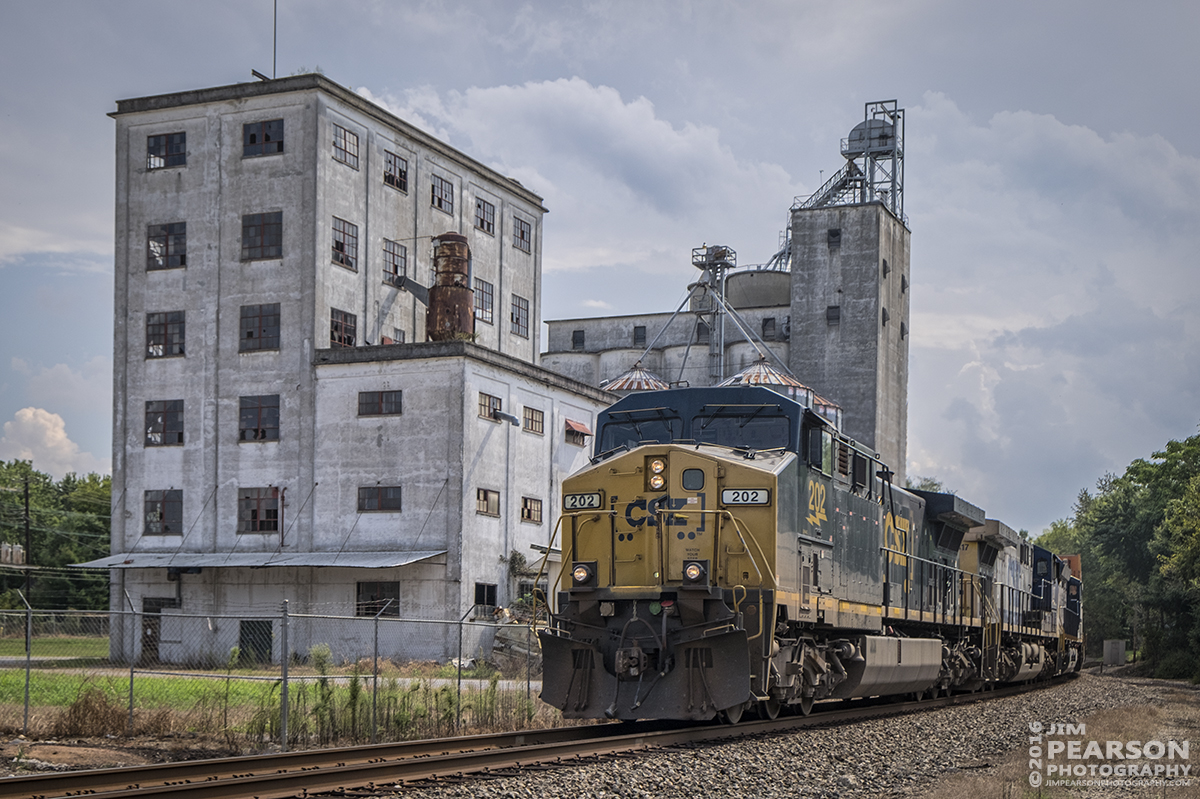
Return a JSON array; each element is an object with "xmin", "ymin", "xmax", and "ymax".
[
  {"xmin": 571, "ymin": 561, "xmax": 598, "ymax": 590},
  {"xmin": 682, "ymin": 560, "xmax": 710, "ymax": 589},
  {"xmin": 649, "ymin": 474, "xmax": 666, "ymax": 490}
]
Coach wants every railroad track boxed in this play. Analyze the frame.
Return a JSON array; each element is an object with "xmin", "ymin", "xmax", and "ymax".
[{"xmin": 0, "ymin": 677, "xmax": 1071, "ymax": 799}]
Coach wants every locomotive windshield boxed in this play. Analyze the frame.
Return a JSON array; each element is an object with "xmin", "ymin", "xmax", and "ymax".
[
  {"xmin": 691, "ymin": 404, "xmax": 790, "ymax": 451},
  {"xmin": 598, "ymin": 407, "xmax": 682, "ymax": 453}
]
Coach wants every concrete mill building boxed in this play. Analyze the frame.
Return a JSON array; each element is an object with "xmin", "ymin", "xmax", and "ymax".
[{"xmin": 88, "ymin": 74, "xmax": 614, "ymax": 665}]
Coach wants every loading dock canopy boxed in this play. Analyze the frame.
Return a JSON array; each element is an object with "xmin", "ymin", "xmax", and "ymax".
[{"xmin": 72, "ymin": 550, "xmax": 447, "ymax": 570}]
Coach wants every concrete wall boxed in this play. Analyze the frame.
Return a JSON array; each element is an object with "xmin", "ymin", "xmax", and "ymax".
[
  {"xmin": 788, "ymin": 203, "xmax": 909, "ymax": 480},
  {"xmin": 543, "ymin": 304, "xmax": 791, "ymax": 388}
]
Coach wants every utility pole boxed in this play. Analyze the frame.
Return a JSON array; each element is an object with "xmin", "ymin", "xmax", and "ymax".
[{"xmin": 23, "ymin": 475, "xmax": 31, "ymax": 597}]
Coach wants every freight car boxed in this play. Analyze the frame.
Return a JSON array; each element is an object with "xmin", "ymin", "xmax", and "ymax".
[{"xmin": 538, "ymin": 385, "xmax": 1083, "ymax": 722}]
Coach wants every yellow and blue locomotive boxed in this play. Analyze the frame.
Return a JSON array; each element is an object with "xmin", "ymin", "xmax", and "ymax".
[{"xmin": 538, "ymin": 385, "xmax": 1083, "ymax": 721}]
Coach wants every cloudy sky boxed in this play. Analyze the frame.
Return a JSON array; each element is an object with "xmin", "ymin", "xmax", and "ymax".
[{"xmin": 1, "ymin": 1, "xmax": 1197, "ymax": 536}]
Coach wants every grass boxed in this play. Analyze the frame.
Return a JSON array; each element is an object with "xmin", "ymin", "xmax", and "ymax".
[
  {"xmin": 0, "ymin": 655, "xmax": 562, "ymax": 747},
  {"xmin": 0, "ymin": 636, "xmax": 110, "ymax": 659}
]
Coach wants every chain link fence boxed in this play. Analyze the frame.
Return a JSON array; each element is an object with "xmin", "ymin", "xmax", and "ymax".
[{"xmin": 0, "ymin": 600, "xmax": 559, "ymax": 750}]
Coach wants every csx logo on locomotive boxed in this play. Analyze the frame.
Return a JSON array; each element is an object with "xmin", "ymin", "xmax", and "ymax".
[{"xmin": 621, "ymin": 494, "xmax": 706, "ymax": 538}]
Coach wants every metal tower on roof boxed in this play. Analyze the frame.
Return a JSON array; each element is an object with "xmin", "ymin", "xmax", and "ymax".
[
  {"xmin": 793, "ymin": 100, "xmax": 905, "ymax": 224},
  {"xmin": 691, "ymin": 244, "xmax": 737, "ymax": 383}
]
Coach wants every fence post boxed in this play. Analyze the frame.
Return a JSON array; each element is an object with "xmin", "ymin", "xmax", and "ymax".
[
  {"xmin": 371, "ymin": 598, "xmax": 393, "ymax": 745},
  {"xmin": 123, "ymin": 590, "xmax": 137, "ymax": 736},
  {"xmin": 280, "ymin": 600, "xmax": 289, "ymax": 751},
  {"xmin": 18, "ymin": 591, "xmax": 31, "ymax": 737},
  {"xmin": 456, "ymin": 604, "xmax": 477, "ymax": 731}
]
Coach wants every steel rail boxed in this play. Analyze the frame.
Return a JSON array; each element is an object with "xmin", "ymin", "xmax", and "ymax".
[{"xmin": 0, "ymin": 675, "xmax": 1074, "ymax": 799}]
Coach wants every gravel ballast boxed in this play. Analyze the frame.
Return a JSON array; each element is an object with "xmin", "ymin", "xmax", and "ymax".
[{"xmin": 388, "ymin": 672, "xmax": 1191, "ymax": 798}]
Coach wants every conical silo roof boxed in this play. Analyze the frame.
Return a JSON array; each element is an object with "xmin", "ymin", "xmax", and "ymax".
[{"xmin": 602, "ymin": 361, "xmax": 670, "ymax": 392}]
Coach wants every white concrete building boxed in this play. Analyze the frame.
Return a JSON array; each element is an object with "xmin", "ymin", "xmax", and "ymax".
[{"xmin": 93, "ymin": 75, "xmax": 613, "ymax": 664}]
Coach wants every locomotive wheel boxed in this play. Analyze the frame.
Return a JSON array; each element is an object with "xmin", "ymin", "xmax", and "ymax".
[
  {"xmin": 719, "ymin": 702, "xmax": 745, "ymax": 724},
  {"xmin": 798, "ymin": 695, "xmax": 814, "ymax": 716},
  {"xmin": 759, "ymin": 698, "xmax": 781, "ymax": 720}
]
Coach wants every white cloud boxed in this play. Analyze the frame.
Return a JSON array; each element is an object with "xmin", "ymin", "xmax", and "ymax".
[
  {"xmin": 0, "ymin": 407, "xmax": 109, "ymax": 478},
  {"xmin": 905, "ymin": 92, "xmax": 1200, "ymax": 532},
  {"xmin": 359, "ymin": 78, "xmax": 802, "ymax": 287},
  {"xmin": 22, "ymin": 356, "xmax": 112, "ymax": 414}
]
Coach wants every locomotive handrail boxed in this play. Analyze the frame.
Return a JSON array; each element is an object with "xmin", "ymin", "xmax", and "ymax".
[
  {"xmin": 537, "ymin": 511, "xmax": 618, "ymax": 608},
  {"xmin": 651, "ymin": 507, "xmax": 777, "ymax": 589}
]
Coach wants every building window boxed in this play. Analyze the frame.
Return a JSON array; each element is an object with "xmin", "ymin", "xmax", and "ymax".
[
  {"xmin": 240, "ymin": 303, "xmax": 281, "ymax": 352},
  {"xmin": 431, "ymin": 175, "xmax": 454, "ymax": 214},
  {"xmin": 243, "ymin": 119, "xmax": 284, "ymax": 157},
  {"xmin": 901, "ymin": 274, "xmax": 908, "ymax": 294},
  {"xmin": 762, "ymin": 317, "xmax": 776, "ymax": 340},
  {"xmin": 147, "ymin": 222, "xmax": 187, "ymax": 270},
  {"xmin": 882, "ymin": 258, "xmax": 890, "ymax": 278},
  {"xmin": 476, "ymin": 488, "xmax": 500, "ymax": 517},
  {"xmin": 474, "ymin": 198, "xmax": 495, "ymax": 235},
  {"xmin": 383, "ymin": 150, "xmax": 408, "ymax": 192},
  {"xmin": 826, "ymin": 306, "xmax": 841, "ymax": 325},
  {"xmin": 144, "ymin": 489, "xmax": 182, "ymax": 535},
  {"xmin": 521, "ymin": 497, "xmax": 543, "ymax": 524},
  {"xmin": 358, "ymin": 390, "xmax": 402, "ymax": 416},
  {"xmin": 383, "ymin": 239, "xmax": 406, "ymax": 287},
  {"xmin": 513, "ymin": 217, "xmax": 532, "ymax": 253},
  {"xmin": 145, "ymin": 400, "xmax": 184, "ymax": 446},
  {"xmin": 146, "ymin": 311, "xmax": 185, "ymax": 358},
  {"xmin": 147, "ymin": 132, "xmax": 186, "ymax": 169},
  {"xmin": 510, "ymin": 294, "xmax": 530, "ymax": 338},
  {"xmin": 239, "ymin": 394, "xmax": 280, "ymax": 441},
  {"xmin": 900, "ymin": 321, "xmax": 908, "ymax": 340},
  {"xmin": 827, "ymin": 228, "xmax": 841, "ymax": 248},
  {"xmin": 474, "ymin": 582, "xmax": 497, "ymax": 607},
  {"xmin": 391, "ymin": 328, "xmax": 406, "ymax": 344},
  {"xmin": 356, "ymin": 582, "xmax": 400, "ymax": 617},
  {"xmin": 474, "ymin": 279, "xmax": 494, "ymax": 324},
  {"xmin": 522, "ymin": 407, "xmax": 544, "ymax": 434},
  {"xmin": 241, "ymin": 212, "xmax": 282, "ymax": 260},
  {"xmin": 571, "ymin": 329, "xmax": 586, "ymax": 350},
  {"xmin": 478, "ymin": 392, "xmax": 502, "ymax": 420},
  {"xmin": 358, "ymin": 485, "xmax": 402, "ymax": 512},
  {"xmin": 238, "ymin": 487, "xmax": 279, "ymax": 533},
  {"xmin": 881, "ymin": 307, "xmax": 890, "ymax": 326},
  {"xmin": 332, "ymin": 217, "xmax": 358, "ymax": 270},
  {"xmin": 633, "ymin": 325, "xmax": 646, "ymax": 348},
  {"xmin": 695, "ymin": 320, "xmax": 710, "ymax": 345},
  {"xmin": 565, "ymin": 419, "xmax": 591, "ymax": 447},
  {"xmin": 332, "ymin": 124, "xmax": 359, "ymax": 168},
  {"xmin": 331, "ymin": 308, "xmax": 357, "ymax": 348}
]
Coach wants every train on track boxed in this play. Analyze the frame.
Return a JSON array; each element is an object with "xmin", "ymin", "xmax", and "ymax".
[{"xmin": 538, "ymin": 384, "xmax": 1083, "ymax": 722}]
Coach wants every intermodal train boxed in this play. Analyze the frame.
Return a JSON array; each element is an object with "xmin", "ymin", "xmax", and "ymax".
[{"xmin": 538, "ymin": 385, "xmax": 1083, "ymax": 722}]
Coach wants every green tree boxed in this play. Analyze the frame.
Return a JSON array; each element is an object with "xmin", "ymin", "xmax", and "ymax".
[{"xmin": 0, "ymin": 460, "xmax": 110, "ymax": 609}]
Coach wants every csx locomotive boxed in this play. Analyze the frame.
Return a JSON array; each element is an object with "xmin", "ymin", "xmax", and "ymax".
[{"xmin": 538, "ymin": 385, "xmax": 1083, "ymax": 722}]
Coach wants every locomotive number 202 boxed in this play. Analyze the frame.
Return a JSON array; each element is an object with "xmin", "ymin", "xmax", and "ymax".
[
  {"xmin": 721, "ymin": 488, "xmax": 770, "ymax": 505},
  {"xmin": 563, "ymin": 492, "xmax": 603, "ymax": 510}
]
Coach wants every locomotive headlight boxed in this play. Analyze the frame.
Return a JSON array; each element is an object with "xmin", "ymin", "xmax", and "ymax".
[
  {"xmin": 682, "ymin": 560, "xmax": 710, "ymax": 588},
  {"xmin": 572, "ymin": 564, "xmax": 593, "ymax": 584},
  {"xmin": 649, "ymin": 459, "xmax": 666, "ymax": 474},
  {"xmin": 649, "ymin": 474, "xmax": 666, "ymax": 490}
]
